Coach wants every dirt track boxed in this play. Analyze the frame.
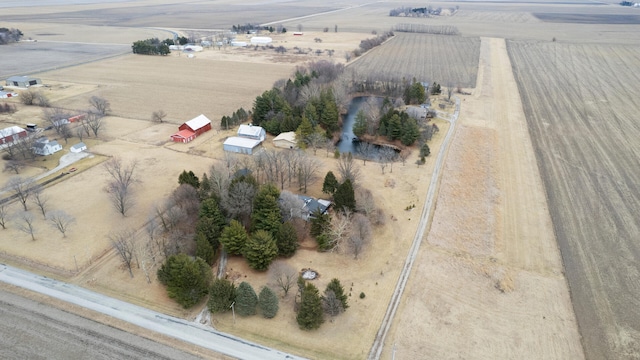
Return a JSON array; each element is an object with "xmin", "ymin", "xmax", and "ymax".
[{"xmin": 381, "ymin": 37, "xmax": 583, "ymax": 359}]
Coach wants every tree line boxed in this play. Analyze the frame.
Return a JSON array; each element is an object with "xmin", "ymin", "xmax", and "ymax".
[
  {"xmin": 131, "ymin": 38, "xmax": 173, "ymax": 55},
  {"xmin": 0, "ymin": 28, "xmax": 22, "ymax": 44}
]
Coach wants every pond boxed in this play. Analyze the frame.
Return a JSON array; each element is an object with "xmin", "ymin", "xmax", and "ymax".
[{"xmin": 337, "ymin": 96, "xmax": 398, "ymax": 160}]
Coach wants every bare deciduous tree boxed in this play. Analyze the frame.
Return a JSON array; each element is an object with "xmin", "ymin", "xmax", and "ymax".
[
  {"xmin": 297, "ymin": 152, "xmax": 320, "ymax": 193},
  {"xmin": 3, "ymin": 160, "xmax": 24, "ymax": 174},
  {"xmin": 16, "ymin": 211, "xmax": 36, "ymax": 241},
  {"xmin": 151, "ymin": 110, "xmax": 167, "ymax": 123},
  {"xmin": 89, "ymin": 95, "xmax": 111, "ymax": 115},
  {"xmin": 86, "ymin": 112, "xmax": 105, "ymax": 137},
  {"xmin": 43, "ymin": 107, "xmax": 71, "ymax": 136},
  {"xmin": 279, "ymin": 190, "xmax": 305, "ymax": 221},
  {"xmin": 7, "ymin": 176, "xmax": 34, "ymax": 211},
  {"xmin": 357, "ymin": 142, "xmax": 375, "ymax": 166},
  {"xmin": 322, "ymin": 289, "xmax": 343, "ymax": 316},
  {"xmin": 337, "ymin": 152, "xmax": 360, "ymax": 185},
  {"xmin": 223, "ymin": 181, "xmax": 256, "ymax": 226},
  {"xmin": 0, "ymin": 204, "xmax": 9, "ymax": 229},
  {"xmin": 47, "ymin": 210, "xmax": 75, "ymax": 237},
  {"xmin": 329, "ymin": 210, "xmax": 352, "ymax": 253},
  {"xmin": 208, "ymin": 166, "xmax": 230, "ymax": 199},
  {"xmin": 324, "ymin": 139, "xmax": 335, "ymax": 157},
  {"xmin": 348, "ymin": 213, "xmax": 371, "ymax": 259},
  {"xmin": 30, "ymin": 185, "xmax": 48, "ymax": 218},
  {"xmin": 269, "ymin": 260, "xmax": 298, "ymax": 297},
  {"xmin": 104, "ymin": 158, "xmax": 137, "ymax": 216},
  {"xmin": 110, "ymin": 229, "xmax": 137, "ymax": 278},
  {"xmin": 305, "ymin": 132, "xmax": 325, "ymax": 155}
]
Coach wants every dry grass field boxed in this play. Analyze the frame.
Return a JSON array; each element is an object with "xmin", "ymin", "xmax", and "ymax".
[
  {"xmin": 508, "ymin": 40, "xmax": 640, "ymax": 360},
  {"xmin": 2, "ymin": 0, "xmax": 640, "ymax": 359},
  {"xmin": 350, "ymin": 33, "xmax": 480, "ymax": 88}
]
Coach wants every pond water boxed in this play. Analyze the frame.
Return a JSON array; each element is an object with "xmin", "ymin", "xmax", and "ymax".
[{"xmin": 337, "ymin": 96, "xmax": 382, "ymax": 154}]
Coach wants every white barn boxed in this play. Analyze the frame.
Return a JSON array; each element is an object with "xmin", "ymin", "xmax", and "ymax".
[{"xmin": 223, "ymin": 124, "xmax": 266, "ymax": 154}]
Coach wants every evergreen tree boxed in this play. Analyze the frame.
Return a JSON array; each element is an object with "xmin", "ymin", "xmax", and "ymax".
[
  {"xmin": 195, "ymin": 232, "xmax": 216, "ymax": 265},
  {"xmin": 326, "ymin": 278, "xmax": 348, "ymax": 310},
  {"xmin": 251, "ymin": 184, "xmax": 282, "ymax": 237},
  {"xmin": 235, "ymin": 281, "xmax": 258, "ymax": 316},
  {"xmin": 420, "ymin": 143, "xmax": 430, "ymax": 157},
  {"xmin": 315, "ymin": 231, "xmax": 333, "ymax": 252},
  {"xmin": 220, "ymin": 219, "xmax": 249, "ymax": 255},
  {"xmin": 276, "ymin": 221, "xmax": 299, "ymax": 257},
  {"xmin": 297, "ymin": 282, "xmax": 324, "ymax": 330},
  {"xmin": 333, "ymin": 179, "xmax": 356, "ymax": 213},
  {"xmin": 244, "ymin": 230, "xmax": 279, "ymax": 271},
  {"xmin": 258, "ymin": 286, "xmax": 279, "ymax": 318},
  {"xmin": 310, "ymin": 211, "xmax": 331, "ymax": 238},
  {"xmin": 199, "ymin": 172, "xmax": 211, "ymax": 198},
  {"xmin": 208, "ymin": 278, "xmax": 236, "ymax": 313},
  {"xmin": 304, "ymin": 102, "xmax": 319, "ymax": 126},
  {"xmin": 178, "ymin": 170, "xmax": 200, "ymax": 189},
  {"xmin": 196, "ymin": 217, "xmax": 222, "ymax": 251},
  {"xmin": 157, "ymin": 254, "xmax": 212, "ymax": 308},
  {"xmin": 296, "ymin": 116, "xmax": 314, "ymax": 147},
  {"xmin": 401, "ymin": 118, "xmax": 420, "ymax": 146},
  {"xmin": 352, "ymin": 109, "xmax": 367, "ymax": 138},
  {"xmin": 388, "ymin": 114, "xmax": 402, "ymax": 141},
  {"xmin": 319, "ymin": 90, "xmax": 339, "ymax": 132},
  {"xmin": 322, "ymin": 171, "xmax": 339, "ymax": 195}
]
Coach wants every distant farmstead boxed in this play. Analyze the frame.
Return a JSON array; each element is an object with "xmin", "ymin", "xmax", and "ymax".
[
  {"xmin": 223, "ymin": 124, "xmax": 266, "ymax": 154},
  {"xmin": 5, "ymin": 76, "xmax": 42, "ymax": 88},
  {"xmin": 0, "ymin": 126, "xmax": 27, "ymax": 145},
  {"xmin": 170, "ymin": 114, "xmax": 212, "ymax": 143},
  {"xmin": 250, "ymin": 37, "xmax": 272, "ymax": 45}
]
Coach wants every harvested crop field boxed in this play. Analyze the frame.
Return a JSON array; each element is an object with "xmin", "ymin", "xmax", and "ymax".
[
  {"xmin": 508, "ymin": 40, "xmax": 640, "ymax": 359},
  {"xmin": 350, "ymin": 33, "xmax": 480, "ymax": 88}
]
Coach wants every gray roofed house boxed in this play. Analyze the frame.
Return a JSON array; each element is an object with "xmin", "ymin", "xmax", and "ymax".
[
  {"xmin": 33, "ymin": 138, "xmax": 62, "ymax": 156},
  {"xmin": 298, "ymin": 195, "xmax": 331, "ymax": 220}
]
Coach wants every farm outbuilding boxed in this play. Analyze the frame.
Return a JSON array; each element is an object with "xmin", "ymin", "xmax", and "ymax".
[
  {"xmin": 250, "ymin": 37, "xmax": 272, "ymax": 45},
  {"xmin": 237, "ymin": 124, "xmax": 266, "ymax": 141},
  {"xmin": 5, "ymin": 76, "xmax": 42, "ymax": 88},
  {"xmin": 0, "ymin": 126, "xmax": 27, "ymax": 145},
  {"xmin": 70, "ymin": 142, "xmax": 87, "ymax": 153},
  {"xmin": 223, "ymin": 136, "xmax": 262, "ymax": 155},
  {"xmin": 273, "ymin": 131, "xmax": 297, "ymax": 149},
  {"xmin": 0, "ymin": 91, "xmax": 18, "ymax": 98},
  {"xmin": 171, "ymin": 114, "xmax": 212, "ymax": 143},
  {"xmin": 223, "ymin": 124, "xmax": 266, "ymax": 154}
]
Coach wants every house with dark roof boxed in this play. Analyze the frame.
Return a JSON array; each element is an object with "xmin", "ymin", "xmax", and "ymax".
[{"xmin": 298, "ymin": 195, "xmax": 331, "ymax": 221}]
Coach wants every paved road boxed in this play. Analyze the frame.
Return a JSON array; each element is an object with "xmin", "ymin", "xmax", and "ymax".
[
  {"xmin": 0, "ymin": 287, "xmax": 205, "ymax": 360},
  {"xmin": 0, "ymin": 264, "xmax": 305, "ymax": 360},
  {"xmin": 367, "ymin": 98, "xmax": 460, "ymax": 360}
]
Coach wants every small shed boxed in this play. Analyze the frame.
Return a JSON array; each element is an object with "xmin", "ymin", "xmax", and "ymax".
[
  {"xmin": 273, "ymin": 131, "xmax": 297, "ymax": 149},
  {"xmin": 5, "ymin": 76, "xmax": 42, "ymax": 88},
  {"xmin": 32, "ymin": 138, "xmax": 62, "ymax": 156},
  {"xmin": 0, "ymin": 126, "xmax": 27, "ymax": 145},
  {"xmin": 237, "ymin": 124, "xmax": 266, "ymax": 141},
  {"xmin": 70, "ymin": 142, "xmax": 87, "ymax": 153},
  {"xmin": 223, "ymin": 136, "xmax": 262, "ymax": 155}
]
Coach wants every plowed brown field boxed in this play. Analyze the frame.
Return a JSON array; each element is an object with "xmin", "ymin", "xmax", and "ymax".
[
  {"xmin": 509, "ymin": 40, "xmax": 640, "ymax": 360},
  {"xmin": 350, "ymin": 33, "xmax": 480, "ymax": 88}
]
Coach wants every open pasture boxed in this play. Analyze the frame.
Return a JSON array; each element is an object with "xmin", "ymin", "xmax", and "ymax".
[
  {"xmin": 508, "ymin": 40, "xmax": 640, "ymax": 359},
  {"xmin": 350, "ymin": 33, "xmax": 480, "ymax": 88}
]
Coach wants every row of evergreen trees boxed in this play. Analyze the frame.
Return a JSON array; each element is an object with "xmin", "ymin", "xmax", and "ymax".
[{"xmin": 131, "ymin": 38, "xmax": 172, "ymax": 55}]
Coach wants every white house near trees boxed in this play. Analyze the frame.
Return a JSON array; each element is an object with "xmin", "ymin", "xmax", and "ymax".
[
  {"xmin": 223, "ymin": 124, "xmax": 266, "ymax": 154},
  {"xmin": 33, "ymin": 138, "xmax": 62, "ymax": 156}
]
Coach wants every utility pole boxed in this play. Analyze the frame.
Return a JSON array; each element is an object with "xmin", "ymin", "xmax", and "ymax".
[{"xmin": 230, "ymin": 301, "xmax": 236, "ymax": 324}]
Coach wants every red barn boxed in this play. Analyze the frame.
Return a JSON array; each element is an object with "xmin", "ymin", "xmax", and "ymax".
[
  {"xmin": 0, "ymin": 126, "xmax": 27, "ymax": 145},
  {"xmin": 171, "ymin": 114, "xmax": 212, "ymax": 143}
]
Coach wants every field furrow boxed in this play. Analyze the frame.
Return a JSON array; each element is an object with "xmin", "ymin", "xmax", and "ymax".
[{"xmin": 508, "ymin": 40, "xmax": 640, "ymax": 360}]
